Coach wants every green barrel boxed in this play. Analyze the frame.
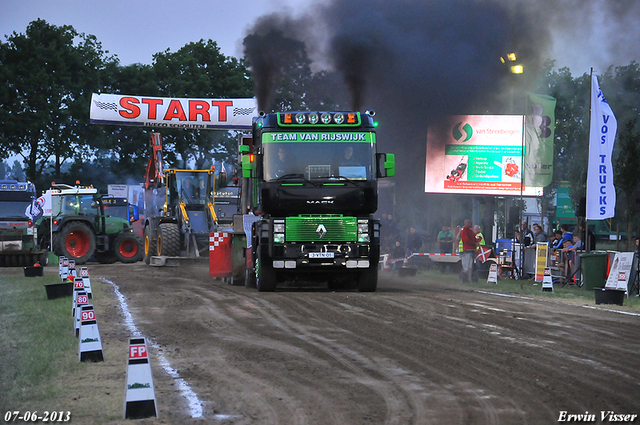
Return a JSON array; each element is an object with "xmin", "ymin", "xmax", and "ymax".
[{"xmin": 580, "ymin": 252, "xmax": 608, "ymax": 290}]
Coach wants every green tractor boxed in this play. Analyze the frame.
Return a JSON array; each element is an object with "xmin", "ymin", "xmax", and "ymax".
[{"xmin": 38, "ymin": 183, "xmax": 143, "ymax": 264}]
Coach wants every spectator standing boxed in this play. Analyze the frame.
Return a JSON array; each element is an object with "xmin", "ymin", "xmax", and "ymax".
[
  {"xmin": 437, "ymin": 225, "xmax": 454, "ymax": 253},
  {"xmin": 559, "ymin": 224, "xmax": 574, "ymax": 246},
  {"xmin": 457, "ymin": 219, "xmax": 478, "ymax": 282},
  {"xmin": 521, "ymin": 221, "xmax": 534, "ymax": 247},
  {"xmin": 406, "ymin": 226, "xmax": 424, "ymax": 255},
  {"xmin": 551, "ymin": 229, "xmax": 563, "ymax": 251},
  {"xmin": 562, "ymin": 234, "xmax": 584, "ymax": 283},
  {"xmin": 381, "ymin": 214, "xmax": 400, "ymax": 254},
  {"xmin": 473, "ymin": 225, "xmax": 485, "ymax": 245},
  {"xmin": 533, "ymin": 223, "xmax": 548, "ymax": 244},
  {"xmin": 391, "ymin": 240, "xmax": 405, "ymax": 271},
  {"xmin": 380, "ymin": 213, "xmax": 391, "ymax": 251}
]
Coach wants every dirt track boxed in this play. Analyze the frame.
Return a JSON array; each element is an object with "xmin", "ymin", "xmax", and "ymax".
[{"xmin": 91, "ymin": 261, "xmax": 640, "ymax": 424}]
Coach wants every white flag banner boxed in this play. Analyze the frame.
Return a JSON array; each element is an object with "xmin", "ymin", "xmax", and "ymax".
[
  {"xmin": 90, "ymin": 93, "xmax": 257, "ymax": 130},
  {"xmin": 586, "ymin": 75, "xmax": 617, "ymax": 220}
]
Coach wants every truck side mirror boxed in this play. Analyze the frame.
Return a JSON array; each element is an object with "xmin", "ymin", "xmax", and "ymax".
[
  {"xmin": 376, "ymin": 153, "xmax": 395, "ymax": 178},
  {"xmin": 241, "ymin": 153, "xmax": 256, "ymax": 178}
]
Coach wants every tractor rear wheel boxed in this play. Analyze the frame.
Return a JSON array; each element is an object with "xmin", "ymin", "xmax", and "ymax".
[
  {"xmin": 113, "ymin": 233, "xmax": 144, "ymax": 263},
  {"xmin": 54, "ymin": 222, "xmax": 96, "ymax": 264},
  {"xmin": 157, "ymin": 223, "xmax": 181, "ymax": 257}
]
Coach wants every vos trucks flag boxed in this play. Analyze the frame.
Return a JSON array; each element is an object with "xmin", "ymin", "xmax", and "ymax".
[
  {"xmin": 586, "ymin": 75, "xmax": 617, "ymax": 220},
  {"xmin": 90, "ymin": 93, "xmax": 257, "ymax": 130}
]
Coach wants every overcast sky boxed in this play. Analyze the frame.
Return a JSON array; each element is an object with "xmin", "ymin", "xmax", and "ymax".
[
  {"xmin": 0, "ymin": 0, "xmax": 316, "ymax": 66},
  {"xmin": 2, "ymin": 0, "xmax": 639, "ymax": 76}
]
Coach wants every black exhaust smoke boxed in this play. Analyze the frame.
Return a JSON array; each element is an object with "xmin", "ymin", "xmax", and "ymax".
[
  {"xmin": 242, "ymin": 0, "xmax": 639, "ymax": 221},
  {"xmin": 243, "ymin": 14, "xmax": 310, "ymax": 112}
]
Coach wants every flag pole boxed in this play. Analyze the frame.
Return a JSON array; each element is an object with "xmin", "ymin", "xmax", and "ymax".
[{"xmin": 586, "ymin": 68, "xmax": 593, "ymax": 253}]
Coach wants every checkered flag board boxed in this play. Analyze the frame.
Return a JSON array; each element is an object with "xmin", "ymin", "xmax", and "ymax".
[
  {"xmin": 209, "ymin": 232, "xmax": 229, "ymax": 251},
  {"xmin": 209, "ymin": 232, "xmax": 233, "ymax": 277}
]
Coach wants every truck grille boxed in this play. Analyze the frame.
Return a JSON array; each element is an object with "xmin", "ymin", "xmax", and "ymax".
[{"xmin": 285, "ymin": 215, "xmax": 357, "ymax": 242}]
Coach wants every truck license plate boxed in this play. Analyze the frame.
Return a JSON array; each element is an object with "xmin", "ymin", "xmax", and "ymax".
[{"xmin": 309, "ymin": 252, "xmax": 334, "ymax": 259}]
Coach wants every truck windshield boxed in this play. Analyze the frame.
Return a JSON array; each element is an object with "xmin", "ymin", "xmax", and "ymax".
[
  {"xmin": 103, "ymin": 205, "xmax": 128, "ymax": 221},
  {"xmin": 262, "ymin": 134, "xmax": 376, "ymax": 182},
  {"xmin": 0, "ymin": 201, "xmax": 30, "ymax": 219}
]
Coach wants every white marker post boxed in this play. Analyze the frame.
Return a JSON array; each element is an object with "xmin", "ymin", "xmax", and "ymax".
[
  {"xmin": 124, "ymin": 337, "xmax": 158, "ymax": 419},
  {"xmin": 79, "ymin": 267, "xmax": 93, "ymax": 298},
  {"xmin": 487, "ymin": 263, "xmax": 498, "ymax": 284},
  {"xmin": 68, "ymin": 259, "xmax": 77, "ymax": 278},
  {"xmin": 61, "ymin": 257, "xmax": 69, "ymax": 279},
  {"xmin": 542, "ymin": 267, "xmax": 554, "ymax": 292},
  {"xmin": 74, "ymin": 291, "xmax": 89, "ymax": 337},
  {"xmin": 78, "ymin": 305, "xmax": 104, "ymax": 362},
  {"xmin": 58, "ymin": 256, "xmax": 66, "ymax": 277},
  {"xmin": 72, "ymin": 278, "xmax": 85, "ymax": 317}
]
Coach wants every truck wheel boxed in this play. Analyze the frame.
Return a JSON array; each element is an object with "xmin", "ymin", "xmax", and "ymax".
[
  {"xmin": 256, "ymin": 245, "xmax": 277, "ymax": 292},
  {"xmin": 358, "ymin": 267, "xmax": 378, "ymax": 292},
  {"xmin": 54, "ymin": 222, "xmax": 96, "ymax": 265},
  {"xmin": 143, "ymin": 226, "xmax": 157, "ymax": 265},
  {"xmin": 158, "ymin": 223, "xmax": 180, "ymax": 257},
  {"xmin": 114, "ymin": 233, "xmax": 144, "ymax": 263}
]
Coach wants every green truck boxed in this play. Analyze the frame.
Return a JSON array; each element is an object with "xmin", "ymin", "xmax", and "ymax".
[{"xmin": 239, "ymin": 111, "xmax": 395, "ymax": 291}]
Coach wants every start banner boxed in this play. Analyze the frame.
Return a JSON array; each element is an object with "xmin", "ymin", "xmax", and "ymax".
[{"xmin": 90, "ymin": 93, "xmax": 257, "ymax": 130}]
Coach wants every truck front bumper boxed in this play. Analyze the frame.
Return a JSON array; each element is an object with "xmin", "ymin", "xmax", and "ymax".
[{"xmin": 270, "ymin": 242, "xmax": 375, "ymax": 269}]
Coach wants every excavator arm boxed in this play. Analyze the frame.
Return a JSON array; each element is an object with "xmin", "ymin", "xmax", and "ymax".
[{"xmin": 144, "ymin": 133, "xmax": 165, "ymax": 190}]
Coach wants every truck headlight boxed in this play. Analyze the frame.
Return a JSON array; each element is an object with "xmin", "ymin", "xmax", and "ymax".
[
  {"xmin": 273, "ymin": 223, "xmax": 285, "ymax": 233},
  {"xmin": 274, "ymin": 233, "xmax": 285, "ymax": 243}
]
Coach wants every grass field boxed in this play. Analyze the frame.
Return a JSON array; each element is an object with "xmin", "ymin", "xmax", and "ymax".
[{"xmin": 0, "ymin": 268, "xmax": 127, "ymax": 424}]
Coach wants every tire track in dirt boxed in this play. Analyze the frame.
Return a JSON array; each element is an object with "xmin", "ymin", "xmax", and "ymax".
[
  {"xmin": 273, "ymin": 294, "xmax": 522, "ymax": 425},
  {"xmin": 249, "ymin": 295, "xmax": 415, "ymax": 425},
  {"xmin": 92, "ymin": 264, "xmax": 640, "ymax": 424}
]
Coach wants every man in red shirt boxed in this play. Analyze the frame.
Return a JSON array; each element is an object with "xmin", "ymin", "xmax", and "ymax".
[{"xmin": 458, "ymin": 219, "xmax": 478, "ymax": 282}]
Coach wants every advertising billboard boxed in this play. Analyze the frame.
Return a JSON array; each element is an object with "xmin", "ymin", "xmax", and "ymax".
[{"xmin": 425, "ymin": 115, "xmax": 543, "ymax": 196}]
